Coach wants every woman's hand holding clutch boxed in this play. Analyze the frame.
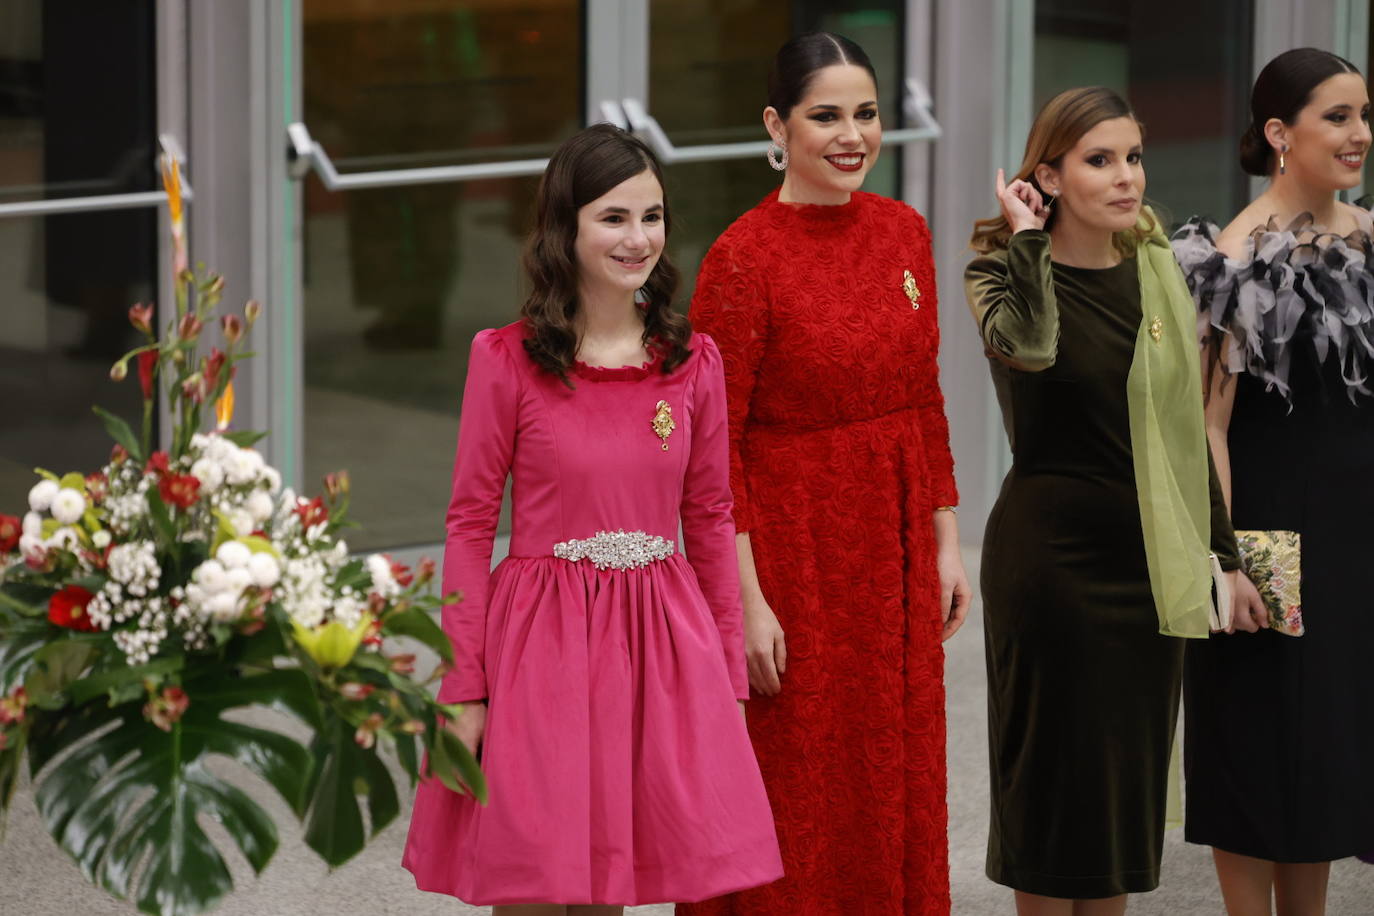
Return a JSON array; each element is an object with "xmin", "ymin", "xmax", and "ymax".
[{"xmin": 1224, "ymin": 571, "xmax": 1269, "ymax": 634}]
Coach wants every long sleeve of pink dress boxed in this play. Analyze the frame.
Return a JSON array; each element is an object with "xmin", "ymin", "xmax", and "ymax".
[{"xmin": 404, "ymin": 323, "xmax": 781, "ymax": 907}]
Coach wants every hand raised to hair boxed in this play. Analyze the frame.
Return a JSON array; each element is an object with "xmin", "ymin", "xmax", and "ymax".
[{"xmin": 995, "ymin": 168, "xmax": 1051, "ymax": 234}]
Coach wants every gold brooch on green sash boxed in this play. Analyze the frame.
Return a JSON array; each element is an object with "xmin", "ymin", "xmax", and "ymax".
[
  {"xmin": 902, "ymin": 270, "xmax": 920, "ymax": 309},
  {"xmin": 651, "ymin": 400, "xmax": 675, "ymax": 451},
  {"xmin": 1148, "ymin": 316, "xmax": 1163, "ymax": 342}
]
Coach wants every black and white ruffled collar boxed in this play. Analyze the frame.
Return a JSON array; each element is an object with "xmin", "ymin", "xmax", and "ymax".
[{"xmin": 1172, "ymin": 210, "xmax": 1374, "ymax": 403}]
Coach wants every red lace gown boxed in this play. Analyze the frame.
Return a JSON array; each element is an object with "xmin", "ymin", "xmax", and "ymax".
[{"xmin": 679, "ymin": 188, "xmax": 957, "ymax": 915}]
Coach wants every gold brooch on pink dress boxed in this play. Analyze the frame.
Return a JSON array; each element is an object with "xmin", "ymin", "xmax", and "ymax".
[
  {"xmin": 903, "ymin": 270, "xmax": 921, "ymax": 309},
  {"xmin": 652, "ymin": 400, "xmax": 675, "ymax": 451}
]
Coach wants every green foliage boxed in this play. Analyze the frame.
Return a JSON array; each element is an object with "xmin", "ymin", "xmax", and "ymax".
[{"xmin": 26, "ymin": 670, "xmax": 318, "ymax": 916}]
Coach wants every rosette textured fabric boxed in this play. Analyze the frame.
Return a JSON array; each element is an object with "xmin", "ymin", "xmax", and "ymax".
[
  {"xmin": 678, "ymin": 188, "xmax": 958, "ymax": 916},
  {"xmin": 1173, "ymin": 213, "xmax": 1374, "ymax": 862},
  {"xmin": 402, "ymin": 324, "xmax": 782, "ymax": 905}
]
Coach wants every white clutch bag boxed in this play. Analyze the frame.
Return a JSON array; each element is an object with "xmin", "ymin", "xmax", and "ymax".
[{"xmin": 1208, "ymin": 553, "xmax": 1232, "ymax": 632}]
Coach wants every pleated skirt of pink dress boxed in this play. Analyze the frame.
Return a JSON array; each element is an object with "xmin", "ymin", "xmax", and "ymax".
[{"xmin": 402, "ymin": 554, "xmax": 782, "ymax": 906}]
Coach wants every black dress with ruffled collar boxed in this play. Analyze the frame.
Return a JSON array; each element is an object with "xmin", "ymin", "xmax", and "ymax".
[{"xmin": 1172, "ymin": 213, "xmax": 1374, "ymax": 862}]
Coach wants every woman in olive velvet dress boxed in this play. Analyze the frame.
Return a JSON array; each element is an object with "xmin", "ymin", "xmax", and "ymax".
[
  {"xmin": 1173, "ymin": 48, "xmax": 1374, "ymax": 915},
  {"xmin": 966, "ymin": 87, "xmax": 1241, "ymax": 916}
]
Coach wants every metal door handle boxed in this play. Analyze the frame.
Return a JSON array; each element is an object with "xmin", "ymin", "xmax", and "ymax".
[
  {"xmin": 621, "ymin": 78, "xmax": 941, "ymax": 165},
  {"xmin": 0, "ymin": 135, "xmax": 192, "ymax": 219},
  {"xmin": 287, "ymin": 122, "xmax": 553, "ymax": 189}
]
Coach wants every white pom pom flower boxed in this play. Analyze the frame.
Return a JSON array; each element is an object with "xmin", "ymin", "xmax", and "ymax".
[
  {"xmin": 50, "ymin": 489, "xmax": 87, "ymax": 525},
  {"xmin": 216, "ymin": 540, "xmax": 252, "ymax": 569},
  {"xmin": 245, "ymin": 490, "xmax": 275, "ymax": 523},
  {"xmin": 194, "ymin": 559, "xmax": 228, "ymax": 593},
  {"xmin": 248, "ymin": 552, "xmax": 281, "ymax": 588},
  {"xmin": 22, "ymin": 512, "xmax": 42, "ymax": 538},
  {"xmin": 190, "ymin": 458, "xmax": 224, "ymax": 493},
  {"xmin": 229, "ymin": 509, "xmax": 255, "ymax": 538},
  {"xmin": 29, "ymin": 479, "xmax": 59, "ymax": 513}
]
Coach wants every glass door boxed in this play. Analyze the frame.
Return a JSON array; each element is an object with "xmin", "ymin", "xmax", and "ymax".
[
  {"xmin": 641, "ymin": 0, "xmax": 924, "ymax": 294},
  {"xmin": 1030, "ymin": 0, "xmax": 1256, "ymax": 227},
  {"xmin": 0, "ymin": 0, "xmax": 184, "ymax": 516},
  {"xmin": 287, "ymin": 0, "xmax": 937, "ymax": 552}
]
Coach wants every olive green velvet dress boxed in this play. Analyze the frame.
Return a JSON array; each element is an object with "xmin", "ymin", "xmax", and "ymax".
[{"xmin": 965, "ymin": 230, "xmax": 1237, "ymax": 899}]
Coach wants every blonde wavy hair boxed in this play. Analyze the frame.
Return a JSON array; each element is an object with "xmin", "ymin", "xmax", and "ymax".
[{"xmin": 969, "ymin": 86, "xmax": 1158, "ymax": 254}]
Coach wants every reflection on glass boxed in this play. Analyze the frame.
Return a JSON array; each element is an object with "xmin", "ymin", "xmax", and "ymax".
[
  {"xmin": 0, "ymin": 1, "xmax": 157, "ymax": 515},
  {"xmin": 302, "ymin": 0, "xmax": 582, "ymax": 550},
  {"xmin": 1034, "ymin": 0, "xmax": 1254, "ymax": 227},
  {"xmin": 648, "ymin": 1, "xmax": 906, "ymax": 298}
]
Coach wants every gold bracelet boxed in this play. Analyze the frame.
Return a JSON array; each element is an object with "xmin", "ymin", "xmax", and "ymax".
[{"xmin": 935, "ymin": 505, "xmax": 957, "ymax": 514}]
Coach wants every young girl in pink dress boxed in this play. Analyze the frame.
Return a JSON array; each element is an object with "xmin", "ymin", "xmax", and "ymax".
[{"xmin": 402, "ymin": 123, "xmax": 783, "ymax": 915}]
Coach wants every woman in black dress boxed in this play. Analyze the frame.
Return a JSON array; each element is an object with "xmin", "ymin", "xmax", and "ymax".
[
  {"xmin": 1173, "ymin": 48, "xmax": 1374, "ymax": 915},
  {"xmin": 967, "ymin": 87, "xmax": 1240, "ymax": 916}
]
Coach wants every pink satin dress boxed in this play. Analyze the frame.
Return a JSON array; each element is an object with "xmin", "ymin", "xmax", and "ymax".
[{"xmin": 402, "ymin": 322, "xmax": 782, "ymax": 906}]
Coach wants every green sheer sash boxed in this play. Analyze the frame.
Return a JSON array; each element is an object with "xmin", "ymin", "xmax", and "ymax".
[{"xmin": 1127, "ymin": 210, "xmax": 1213, "ymax": 639}]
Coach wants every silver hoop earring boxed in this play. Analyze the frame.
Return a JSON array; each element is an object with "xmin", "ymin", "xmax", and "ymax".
[{"xmin": 767, "ymin": 142, "xmax": 788, "ymax": 171}]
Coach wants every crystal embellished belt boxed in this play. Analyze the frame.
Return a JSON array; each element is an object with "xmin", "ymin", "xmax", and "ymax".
[{"xmin": 552, "ymin": 530, "xmax": 676, "ymax": 570}]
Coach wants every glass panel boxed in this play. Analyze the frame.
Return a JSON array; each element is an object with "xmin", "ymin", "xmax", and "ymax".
[
  {"xmin": 0, "ymin": 2, "xmax": 157, "ymax": 515},
  {"xmin": 301, "ymin": 0, "xmax": 583, "ymax": 550},
  {"xmin": 0, "ymin": 1, "xmax": 159, "ymax": 203},
  {"xmin": 648, "ymin": 1, "xmax": 907, "ymax": 298},
  {"xmin": 1033, "ymin": 0, "xmax": 1255, "ymax": 228}
]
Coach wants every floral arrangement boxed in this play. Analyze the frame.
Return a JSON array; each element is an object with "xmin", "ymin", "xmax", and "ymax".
[{"xmin": 0, "ymin": 159, "xmax": 482, "ymax": 915}]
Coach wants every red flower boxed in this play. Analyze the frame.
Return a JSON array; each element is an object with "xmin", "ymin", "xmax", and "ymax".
[
  {"xmin": 177, "ymin": 314, "xmax": 202, "ymax": 342},
  {"xmin": 158, "ymin": 473, "xmax": 201, "ymax": 509},
  {"xmin": 390, "ymin": 561, "xmax": 414, "ymax": 588},
  {"xmin": 354, "ymin": 712, "xmax": 384, "ymax": 749},
  {"xmin": 180, "ymin": 372, "xmax": 208, "ymax": 404},
  {"xmin": 144, "ymin": 686, "xmax": 189, "ymax": 732},
  {"xmin": 220, "ymin": 314, "xmax": 244, "ymax": 344},
  {"xmin": 48, "ymin": 585, "xmax": 100, "ymax": 632},
  {"xmin": 361, "ymin": 617, "xmax": 384, "ymax": 648},
  {"xmin": 84, "ymin": 473, "xmax": 108, "ymax": 504},
  {"xmin": 294, "ymin": 497, "xmax": 328, "ymax": 528},
  {"xmin": 415, "ymin": 556, "xmax": 436, "ymax": 586},
  {"xmin": 145, "ymin": 451, "xmax": 170, "ymax": 476},
  {"xmin": 204, "ymin": 348, "xmax": 227, "ymax": 390},
  {"xmin": 128, "ymin": 303, "xmax": 154, "ymax": 335},
  {"xmin": 389, "ymin": 653, "xmax": 417, "ymax": 675},
  {"xmin": 137, "ymin": 349, "xmax": 158, "ymax": 400},
  {"xmin": 338, "ymin": 682, "xmax": 376, "ymax": 701},
  {"xmin": 110, "ymin": 443, "xmax": 130, "ymax": 465},
  {"xmin": 0, "ymin": 514, "xmax": 19, "ymax": 553},
  {"xmin": 0, "ymin": 687, "xmax": 27, "ymax": 725}
]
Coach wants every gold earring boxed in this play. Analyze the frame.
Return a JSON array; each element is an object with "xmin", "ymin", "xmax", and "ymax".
[{"xmin": 1280, "ymin": 145, "xmax": 1288, "ymax": 175}]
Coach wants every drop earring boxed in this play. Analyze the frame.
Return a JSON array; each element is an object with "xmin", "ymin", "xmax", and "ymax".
[
  {"xmin": 767, "ymin": 141, "xmax": 788, "ymax": 171},
  {"xmin": 1280, "ymin": 145, "xmax": 1288, "ymax": 175}
]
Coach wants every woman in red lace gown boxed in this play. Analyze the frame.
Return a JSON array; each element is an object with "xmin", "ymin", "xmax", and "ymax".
[{"xmin": 678, "ymin": 33, "xmax": 970, "ymax": 916}]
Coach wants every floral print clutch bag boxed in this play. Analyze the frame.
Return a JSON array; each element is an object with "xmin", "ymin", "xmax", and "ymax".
[{"xmin": 1235, "ymin": 529, "xmax": 1303, "ymax": 637}]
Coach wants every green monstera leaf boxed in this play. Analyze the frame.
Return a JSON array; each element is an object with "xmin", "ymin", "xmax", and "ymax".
[{"xmin": 26, "ymin": 669, "xmax": 321, "ymax": 916}]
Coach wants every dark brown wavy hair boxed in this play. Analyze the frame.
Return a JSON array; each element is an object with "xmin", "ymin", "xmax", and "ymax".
[{"xmin": 521, "ymin": 123, "xmax": 690, "ymax": 385}]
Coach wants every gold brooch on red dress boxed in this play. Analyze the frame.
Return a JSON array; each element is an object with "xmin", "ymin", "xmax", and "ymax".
[
  {"xmin": 902, "ymin": 269, "xmax": 921, "ymax": 309},
  {"xmin": 651, "ymin": 400, "xmax": 675, "ymax": 451}
]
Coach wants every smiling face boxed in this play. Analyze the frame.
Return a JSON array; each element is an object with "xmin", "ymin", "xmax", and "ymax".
[
  {"xmin": 1275, "ymin": 72, "xmax": 1371, "ymax": 190},
  {"xmin": 1037, "ymin": 116, "xmax": 1146, "ymax": 237},
  {"xmin": 573, "ymin": 168, "xmax": 665, "ymax": 302},
  {"xmin": 766, "ymin": 63, "xmax": 881, "ymax": 204}
]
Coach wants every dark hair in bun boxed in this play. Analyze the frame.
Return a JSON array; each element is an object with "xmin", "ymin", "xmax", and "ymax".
[
  {"xmin": 1240, "ymin": 47, "xmax": 1361, "ymax": 176},
  {"xmin": 767, "ymin": 32, "xmax": 876, "ymax": 121}
]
